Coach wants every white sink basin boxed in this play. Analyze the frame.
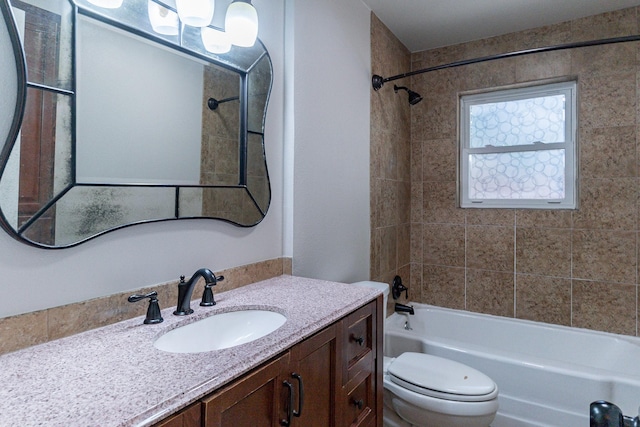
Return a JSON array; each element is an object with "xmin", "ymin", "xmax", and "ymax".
[{"xmin": 154, "ymin": 310, "xmax": 287, "ymax": 353}]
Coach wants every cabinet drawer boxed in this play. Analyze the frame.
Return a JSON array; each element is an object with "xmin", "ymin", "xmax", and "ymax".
[
  {"xmin": 342, "ymin": 302, "xmax": 377, "ymax": 386},
  {"xmin": 343, "ymin": 370, "xmax": 375, "ymax": 427},
  {"xmin": 344, "ymin": 304, "xmax": 373, "ymax": 369}
]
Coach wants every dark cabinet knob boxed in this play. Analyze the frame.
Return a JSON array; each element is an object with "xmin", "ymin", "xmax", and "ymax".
[
  {"xmin": 352, "ymin": 335, "xmax": 364, "ymax": 346},
  {"xmin": 352, "ymin": 398, "xmax": 364, "ymax": 410}
]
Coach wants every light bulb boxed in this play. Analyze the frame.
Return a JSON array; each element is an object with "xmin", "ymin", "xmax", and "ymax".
[
  {"xmin": 176, "ymin": 0, "xmax": 214, "ymax": 27},
  {"xmin": 148, "ymin": 1, "xmax": 179, "ymax": 36},
  {"xmin": 201, "ymin": 27, "xmax": 231, "ymax": 54},
  {"xmin": 225, "ymin": 1, "xmax": 258, "ymax": 47},
  {"xmin": 87, "ymin": 0, "xmax": 123, "ymax": 8}
]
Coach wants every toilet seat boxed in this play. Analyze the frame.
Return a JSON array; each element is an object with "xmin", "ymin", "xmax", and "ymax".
[{"xmin": 387, "ymin": 352, "xmax": 498, "ymax": 403}]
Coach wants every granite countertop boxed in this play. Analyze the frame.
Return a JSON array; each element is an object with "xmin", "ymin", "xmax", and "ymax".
[{"xmin": 0, "ymin": 275, "xmax": 381, "ymax": 427}]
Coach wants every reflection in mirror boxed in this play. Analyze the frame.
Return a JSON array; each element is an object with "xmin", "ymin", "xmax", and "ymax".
[
  {"xmin": 0, "ymin": 0, "xmax": 272, "ymax": 248},
  {"xmin": 76, "ymin": 16, "xmax": 236, "ymax": 186}
]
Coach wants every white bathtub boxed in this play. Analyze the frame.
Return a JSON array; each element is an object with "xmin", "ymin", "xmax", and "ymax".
[{"xmin": 385, "ymin": 303, "xmax": 640, "ymax": 426}]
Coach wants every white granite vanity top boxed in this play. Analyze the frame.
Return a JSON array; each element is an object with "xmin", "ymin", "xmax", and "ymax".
[{"xmin": 0, "ymin": 275, "xmax": 381, "ymax": 427}]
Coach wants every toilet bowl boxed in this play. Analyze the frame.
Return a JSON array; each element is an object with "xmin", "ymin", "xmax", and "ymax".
[{"xmin": 353, "ymin": 281, "xmax": 498, "ymax": 427}]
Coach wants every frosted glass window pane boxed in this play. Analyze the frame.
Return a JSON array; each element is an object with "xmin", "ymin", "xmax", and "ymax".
[
  {"xmin": 468, "ymin": 149, "xmax": 565, "ymax": 200},
  {"xmin": 470, "ymin": 94, "xmax": 565, "ymax": 148}
]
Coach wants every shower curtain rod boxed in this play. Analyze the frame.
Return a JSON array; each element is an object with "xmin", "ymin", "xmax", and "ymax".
[{"xmin": 372, "ymin": 34, "xmax": 640, "ymax": 90}]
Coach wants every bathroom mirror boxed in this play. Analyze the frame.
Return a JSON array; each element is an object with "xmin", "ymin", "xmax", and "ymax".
[{"xmin": 0, "ymin": 0, "xmax": 272, "ymax": 248}]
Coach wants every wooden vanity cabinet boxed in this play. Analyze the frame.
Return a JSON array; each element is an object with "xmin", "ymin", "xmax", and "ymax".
[
  {"xmin": 154, "ymin": 297, "xmax": 382, "ymax": 427},
  {"xmin": 201, "ymin": 324, "xmax": 339, "ymax": 427}
]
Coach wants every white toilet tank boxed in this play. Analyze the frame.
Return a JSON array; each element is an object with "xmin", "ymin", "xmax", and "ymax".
[{"xmin": 352, "ymin": 281, "xmax": 390, "ymax": 318}]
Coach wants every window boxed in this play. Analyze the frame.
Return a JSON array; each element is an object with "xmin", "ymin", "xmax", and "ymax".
[{"xmin": 459, "ymin": 81, "xmax": 577, "ymax": 209}]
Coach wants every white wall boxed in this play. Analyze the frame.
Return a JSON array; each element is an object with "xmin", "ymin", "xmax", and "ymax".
[
  {"xmin": 0, "ymin": 0, "xmax": 285, "ymax": 318},
  {"xmin": 0, "ymin": 0, "xmax": 373, "ymax": 317},
  {"xmin": 287, "ymin": 0, "xmax": 371, "ymax": 283}
]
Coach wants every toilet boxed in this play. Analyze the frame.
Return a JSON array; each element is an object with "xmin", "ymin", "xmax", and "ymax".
[{"xmin": 353, "ymin": 281, "xmax": 498, "ymax": 427}]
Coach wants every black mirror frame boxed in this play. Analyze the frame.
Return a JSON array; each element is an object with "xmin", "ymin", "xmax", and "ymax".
[{"xmin": 0, "ymin": 0, "xmax": 272, "ymax": 249}]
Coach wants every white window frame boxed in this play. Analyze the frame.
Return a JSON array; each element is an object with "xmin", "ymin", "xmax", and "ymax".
[{"xmin": 459, "ymin": 80, "xmax": 577, "ymax": 209}]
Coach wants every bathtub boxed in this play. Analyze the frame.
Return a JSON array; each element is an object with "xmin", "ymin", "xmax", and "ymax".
[{"xmin": 385, "ymin": 303, "xmax": 640, "ymax": 427}]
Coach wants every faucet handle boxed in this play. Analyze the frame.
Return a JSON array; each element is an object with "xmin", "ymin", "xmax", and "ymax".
[
  {"xmin": 200, "ymin": 275, "xmax": 224, "ymax": 306},
  {"xmin": 128, "ymin": 291, "xmax": 164, "ymax": 324},
  {"xmin": 391, "ymin": 275, "xmax": 408, "ymax": 300}
]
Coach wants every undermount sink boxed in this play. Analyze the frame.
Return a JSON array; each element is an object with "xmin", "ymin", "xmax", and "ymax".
[{"xmin": 154, "ymin": 310, "xmax": 287, "ymax": 353}]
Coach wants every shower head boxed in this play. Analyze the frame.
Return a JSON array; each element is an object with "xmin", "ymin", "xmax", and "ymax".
[{"xmin": 393, "ymin": 85, "xmax": 423, "ymax": 105}]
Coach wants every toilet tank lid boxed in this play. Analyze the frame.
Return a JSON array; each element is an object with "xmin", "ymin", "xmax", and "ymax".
[
  {"xmin": 388, "ymin": 352, "xmax": 496, "ymax": 397},
  {"xmin": 352, "ymin": 281, "xmax": 390, "ymax": 297}
]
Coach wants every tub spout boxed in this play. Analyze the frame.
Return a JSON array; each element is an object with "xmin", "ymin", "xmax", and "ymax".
[{"xmin": 395, "ymin": 303, "xmax": 414, "ymax": 315}]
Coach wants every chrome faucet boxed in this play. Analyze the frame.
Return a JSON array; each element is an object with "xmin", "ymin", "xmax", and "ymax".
[{"xmin": 174, "ymin": 268, "xmax": 223, "ymax": 315}]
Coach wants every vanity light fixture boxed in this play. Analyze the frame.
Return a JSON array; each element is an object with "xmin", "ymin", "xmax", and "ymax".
[
  {"xmin": 87, "ymin": 0, "xmax": 123, "ymax": 8},
  {"xmin": 201, "ymin": 26, "xmax": 231, "ymax": 54},
  {"xmin": 225, "ymin": 0, "xmax": 258, "ymax": 47},
  {"xmin": 89, "ymin": 0, "xmax": 259, "ymax": 49},
  {"xmin": 176, "ymin": 0, "xmax": 214, "ymax": 27},
  {"xmin": 148, "ymin": 0, "xmax": 179, "ymax": 36}
]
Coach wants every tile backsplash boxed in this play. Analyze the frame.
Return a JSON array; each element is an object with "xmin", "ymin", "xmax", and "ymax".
[{"xmin": 0, "ymin": 257, "xmax": 292, "ymax": 355}]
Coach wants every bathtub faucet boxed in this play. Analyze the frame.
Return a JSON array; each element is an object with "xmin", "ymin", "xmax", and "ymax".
[
  {"xmin": 395, "ymin": 303, "xmax": 414, "ymax": 330},
  {"xmin": 395, "ymin": 303, "xmax": 415, "ymax": 315},
  {"xmin": 392, "ymin": 275, "xmax": 409, "ymax": 299},
  {"xmin": 590, "ymin": 400, "xmax": 640, "ymax": 427}
]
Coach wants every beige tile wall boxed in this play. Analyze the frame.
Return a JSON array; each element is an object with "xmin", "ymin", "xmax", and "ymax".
[
  {"xmin": 372, "ymin": 8, "xmax": 640, "ymax": 336},
  {"xmin": 370, "ymin": 15, "xmax": 412, "ymax": 310},
  {"xmin": 0, "ymin": 257, "xmax": 292, "ymax": 355},
  {"xmin": 200, "ymin": 65, "xmax": 265, "ymax": 224}
]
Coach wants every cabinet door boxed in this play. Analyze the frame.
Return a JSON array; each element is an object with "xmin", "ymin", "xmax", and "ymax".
[
  {"xmin": 154, "ymin": 402, "xmax": 201, "ymax": 427},
  {"xmin": 202, "ymin": 352, "xmax": 290, "ymax": 427},
  {"xmin": 288, "ymin": 324, "xmax": 338, "ymax": 427}
]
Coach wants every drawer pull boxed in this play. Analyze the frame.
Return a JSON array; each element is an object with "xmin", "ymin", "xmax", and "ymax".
[
  {"xmin": 352, "ymin": 335, "xmax": 365, "ymax": 346},
  {"xmin": 281, "ymin": 380, "xmax": 294, "ymax": 426},
  {"xmin": 292, "ymin": 373, "xmax": 304, "ymax": 417},
  {"xmin": 352, "ymin": 398, "xmax": 364, "ymax": 410}
]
